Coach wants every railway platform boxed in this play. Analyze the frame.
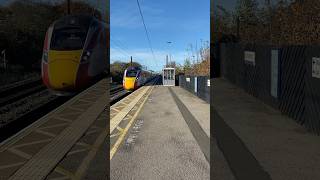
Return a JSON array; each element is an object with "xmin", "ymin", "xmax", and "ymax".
[
  {"xmin": 0, "ymin": 78, "xmax": 108, "ymax": 180},
  {"xmin": 213, "ymin": 78, "xmax": 320, "ymax": 180},
  {"xmin": 110, "ymin": 81, "xmax": 210, "ymax": 180},
  {"xmin": 0, "ymin": 76, "xmax": 210, "ymax": 180}
]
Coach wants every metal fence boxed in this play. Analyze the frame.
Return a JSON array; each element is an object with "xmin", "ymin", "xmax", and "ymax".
[
  {"xmin": 178, "ymin": 75, "xmax": 210, "ymax": 103},
  {"xmin": 219, "ymin": 43, "xmax": 320, "ymax": 134}
]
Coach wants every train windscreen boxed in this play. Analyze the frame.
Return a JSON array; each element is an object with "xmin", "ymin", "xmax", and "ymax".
[
  {"xmin": 50, "ymin": 27, "xmax": 87, "ymax": 50},
  {"xmin": 126, "ymin": 70, "xmax": 138, "ymax": 77}
]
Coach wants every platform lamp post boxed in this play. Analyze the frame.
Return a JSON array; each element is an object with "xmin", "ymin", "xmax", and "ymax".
[{"xmin": 166, "ymin": 41, "xmax": 172, "ymax": 66}]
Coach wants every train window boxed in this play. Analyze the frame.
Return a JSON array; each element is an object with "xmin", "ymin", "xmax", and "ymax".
[
  {"xmin": 51, "ymin": 27, "xmax": 87, "ymax": 50},
  {"xmin": 126, "ymin": 70, "xmax": 137, "ymax": 77},
  {"xmin": 171, "ymin": 70, "xmax": 174, "ymax": 80},
  {"xmin": 86, "ymin": 27, "xmax": 99, "ymax": 49}
]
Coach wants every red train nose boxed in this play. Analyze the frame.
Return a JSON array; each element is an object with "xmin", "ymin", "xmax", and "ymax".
[
  {"xmin": 41, "ymin": 62, "xmax": 50, "ymax": 88},
  {"xmin": 134, "ymin": 80, "xmax": 138, "ymax": 89}
]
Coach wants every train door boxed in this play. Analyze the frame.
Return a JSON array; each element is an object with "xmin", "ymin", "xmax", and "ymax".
[{"xmin": 162, "ymin": 68, "xmax": 175, "ymax": 86}]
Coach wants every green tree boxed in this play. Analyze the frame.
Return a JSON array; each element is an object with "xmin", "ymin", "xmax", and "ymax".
[
  {"xmin": 0, "ymin": 0, "xmax": 100, "ymax": 71},
  {"xmin": 110, "ymin": 61, "xmax": 142, "ymax": 83},
  {"xmin": 183, "ymin": 58, "xmax": 192, "ymax": 75}
]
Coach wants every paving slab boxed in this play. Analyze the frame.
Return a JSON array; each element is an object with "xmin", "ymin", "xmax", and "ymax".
[
  {"xmin": 213, "ymin": 78, "xmax": 320, "ymax": 180},
  {"xmin": 0, "ymin": 78, "xmax": 108, "ymax": 180},
  {"xmin": 110, "ymin": 86, "xmax": 210, "ymax": 180},
  {"xmin": 171, "ymin": 87, "xmax": 210, "ymax": 138}
]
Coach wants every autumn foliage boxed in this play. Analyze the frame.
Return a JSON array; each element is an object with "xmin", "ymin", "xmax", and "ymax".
[
  {"xmin": 171, "ymin": 42, "xmax": 210, "ymax": 76},
  {"xmin": 214, "ymin": 0, "xmax": 320, "ymax": 45},
  {"xmin": 0, "ymin": 0, "xmax": 101, "ymax": 71}
]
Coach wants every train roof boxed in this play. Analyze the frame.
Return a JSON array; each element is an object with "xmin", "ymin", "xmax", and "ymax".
[
  {"xmin": 53, "ymin": 14, "xmax": 101, "ymax": 30},
  {"xmin": 126, "ymin": 66, "xmax": 141, "ymax": 71}
]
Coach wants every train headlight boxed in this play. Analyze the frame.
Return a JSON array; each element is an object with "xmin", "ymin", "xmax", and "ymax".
[
  {"xmin": 81, "ymin": 51, "xmax": 91, "ymax": 64},
  {"xmin": 42, "ymin": 51, "xmax": 48, "ymax": 63}
]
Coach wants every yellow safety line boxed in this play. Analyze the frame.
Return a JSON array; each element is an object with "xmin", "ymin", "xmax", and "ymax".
[
  {"xmin": 110, "ymin": 127, "xmax": 125, "ymax": 138},
  {"xmin": 110, "ymin": 132, "xmax": 122, "ymax": 138},
  {"xmin": 110, "ymin": 86, "xmax": 154, "ymax": 160},
  {"xmin": 110, "ymin": 87, "xmax": 150, "ymax": 133},
  {"xmin": 116, "ymin": 126, "xmax": 124, "ymax": 132}
]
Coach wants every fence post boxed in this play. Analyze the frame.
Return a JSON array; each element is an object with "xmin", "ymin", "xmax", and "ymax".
[
  {"xmin": 271, "ymin": 49, "xmax": 280, "ymax": 99},
  {"xmin": 194, "ymin": 76, "xmax": 197, "ymax": 94}
]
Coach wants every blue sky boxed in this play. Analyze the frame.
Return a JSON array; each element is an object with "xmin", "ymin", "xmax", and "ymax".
[
  {"xmin": 0, "ymin": 0, "xmax": 209, "ymax": 72},
  {"xmin": 111, "ymin": 0, "xmax": 210, "ymax": 72}
]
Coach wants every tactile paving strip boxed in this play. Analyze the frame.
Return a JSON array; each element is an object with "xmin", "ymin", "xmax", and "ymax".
[
  {"xmin": 45, "ymin": 107, "xmax": 107, "ymax": 180},
  {"xmin": 110, "ymin": 86, "xmax": 150, "ymax": 133},
  {"xmin": 110, "ymin": 82, "xmax": 156, "ymax": 159},
  {"xmin": 0, "ymin": 79, "xmax": 107, "ymax": 180}
]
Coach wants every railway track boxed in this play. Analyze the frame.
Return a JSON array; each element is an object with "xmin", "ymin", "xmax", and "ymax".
[
  {"xmin": 0, "ymin": 86, "xmax": 72, "ymax": 142},
  {"xmin": 0, "ymin": 78, "xmax": 58, "ymax": 132},
  {"xmin": 110, "ymin": 76, "xmax": 160, "ymax": 106},
  {"xmin": 0, "ymin": 79, "xmax": 122, "ymax": 142},
  {"xmin": 0, "ymin": 76, "xmax": 158, "ymax": 143},
  {"xmin": 110, "ymin": 85, "xmax": 124, "ymax": 95},
  {"xmin": 0, "ymin": 77, "xmax": 41, "ymax": 92},
  {"xmin": 0, "ymin": 78, "xmax": 44, "ymax": 107},
  {"xmin": 110, "ymin": 85, "xmax": 130, "ymax": 105},
  {"xmin": 0, "ymin": 95, "xmax": 70, "ymax": 142}
]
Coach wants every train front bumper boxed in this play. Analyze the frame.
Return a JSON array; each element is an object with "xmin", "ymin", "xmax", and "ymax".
[
  {"xmin": 124, "ymin": 77, "xmax": 136, "ymax": 91},
  {"xmin": 48, "ymin": 60, "xmax": 78, "ymax": 91},
  {"xmin": 45, "ymin": 50, "xmax": 82, "ymax": 91}
]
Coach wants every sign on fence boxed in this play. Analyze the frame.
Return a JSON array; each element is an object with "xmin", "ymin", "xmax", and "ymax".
[
  {"xmin": 271, "ymin": 50, "xmax": 279, "ymax": 98},
  {"xmin": 244, "ymin": 51, "xmax": 256, "ymax": 66},
  {"xmin": 207, "ymin": 79, "xmax": 210, "ymax": 86},
  {"xmin": 186, "ymin": 77, "xmax": 190, "ymax": 82},
  {"xmin": 179, "ymin": 75, "xmax": 210, "ymax": 103},
  {"xmin": 312, "ymin": 57, "xmax": 320, "ymax": 78}
]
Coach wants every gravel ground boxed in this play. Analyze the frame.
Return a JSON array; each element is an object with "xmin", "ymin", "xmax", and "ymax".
[
  {"xmin": 0, "ymin": 90, "xmax": 56, "ymax": 127},
  {"xmin": 0, "ymin": 72, "xmax": 39, "ymax": 87}
]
